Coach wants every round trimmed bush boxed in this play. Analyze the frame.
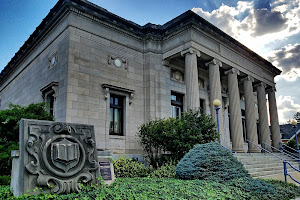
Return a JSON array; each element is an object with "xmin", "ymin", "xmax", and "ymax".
[{"xmin": 176, "ymin": 142, "xmax": 249, "ymax": 181}]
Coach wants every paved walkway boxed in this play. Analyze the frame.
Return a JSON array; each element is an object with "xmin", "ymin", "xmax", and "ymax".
[{"xmin": 258, "ymin": 172, "xmax": 300, "ymax": 186}]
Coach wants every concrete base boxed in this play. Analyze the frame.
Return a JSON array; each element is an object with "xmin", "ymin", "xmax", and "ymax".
[
  {"xmin": 233, "ymin": 148, "xmax": 246, "ymax": 153},
  {"xmin": 249, "ymin": 149, "xmax": 262, "ymax": 153}
]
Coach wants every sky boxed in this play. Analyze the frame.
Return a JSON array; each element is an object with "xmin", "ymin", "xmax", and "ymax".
[{"xmin": 0, "ymin": 0, "xmax": 299, "ymax": 124}]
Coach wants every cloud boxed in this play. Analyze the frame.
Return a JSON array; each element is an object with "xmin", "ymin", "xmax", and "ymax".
[
  {"xmin": 192, "ymin": 0, "xmax": 300, "ymax": 56},
  {"xmin": 192, "ymin": 0, "xmax": 300, "ymax": 125},
  {"xmin": 252, "ymin": 9, "xmax": 288, "ymax": 36},
  {"xmin": 268, "ymin": 43, "xmax": 300, "ymax": 78},
  {"xmin": 277, "ymin": 95, "xmax": 300, "ymax": 124}
]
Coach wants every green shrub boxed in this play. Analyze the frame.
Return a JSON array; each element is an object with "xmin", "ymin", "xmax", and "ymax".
[
  {"xmin": 261, "ymin": 179, "xmax": 300, "ymax": 199},
  {"xmin": 286, "ymin": 139, "xmax": 297, "ymax": 153},
  {"xmin": 0, "ymin": 103, "xmax": 54, "ymax": 176},
  {"xmin": 227, "ymin": 177, "xmax": 275, "ymax": 196},
  {"xmin": 137, "ymin": 109, "xmax": 218, "ymax": 165},
  {"xmin": 0, "ymin": 176, "xmax": 10, "ymax": 185},
  {"xmin": 113, "ymin": 156, "xmax": 152, "ymax": 178},
  {"xmin": 176, "ymin": 142, "xmax": 249, "ymax": 181},
  {"xmin": 150, "ymin": 162, "xmax": 177, "ymax": 178}
]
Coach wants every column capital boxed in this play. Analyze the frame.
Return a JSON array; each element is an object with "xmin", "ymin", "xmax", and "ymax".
[
  {"xmin": 205, "ymin": 58, "xmax": 222, "ymax": 67},
  {"xmin": 224, "ymin": 68, "xmax": 240, "ymax": 76},
  {"xmin": 254, "ymin": 82, "xmax": 267, "ymax": 89},
  {"xmin": 162, "ymin": 59, "xmax": 170, "ymax": 67},
  {"xmin": 181, "ymin": 47, "xmax": 201, "ymax": 57},
  {"xmin": 266, "ymin": 87, "xmax": 276, "ymax": 93},
  {"xmin": 241, "ymin": 75, "xmax": 254, "ymax": 82}
]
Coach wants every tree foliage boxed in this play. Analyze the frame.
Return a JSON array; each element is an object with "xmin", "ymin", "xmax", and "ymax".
[
  {"xmin": 137, "ymin": 109, "xmax": 218, "ymax": 165},
  {"xmin": 293, "ymin": 112, "xmax": 300, "ymax": 123},
  {"xmin": 0, "ymin": 103, "xmax": 54, "ymax": 175}
]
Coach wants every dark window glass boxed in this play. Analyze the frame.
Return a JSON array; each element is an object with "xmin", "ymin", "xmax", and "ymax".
[
  {"xmin": 257, "ymin": 122, "xmax": 261, "ymax": 144},
  {"xmin": 110, "ymin": 95, "xmax": 123, "ymax": 135},
  {"xmin": 241, "ymin": 109, "xmax": 246, "ymax": 142},
  {"xmin": 171, "ymin": 92, "xmax": 183, "ymax": 118},
  {"xmin": 46, "ymin": 92, "xmax": 55, "ymax": 116},
  {"xmin": 242, "ymin": 118, "xmax": 247, "ymax": 142},
  {"xmin": 200, "ymin": 99, "xmax": 205, "ymax": 114}
]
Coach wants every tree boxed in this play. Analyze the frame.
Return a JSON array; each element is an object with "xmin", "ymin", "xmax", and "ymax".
[
  {"xmin": 0, "ymin": 102, "xmax": 54, "ymax": 176},
  {"xmin": 294, "ymin": 112, "xmax": 300, "ymax": 123}
]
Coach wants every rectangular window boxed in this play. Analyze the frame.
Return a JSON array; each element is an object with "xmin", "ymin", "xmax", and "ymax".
[
  {"xmin": 257, "ymin": 122, "xmax": 261, "ymax": 144},
  {"xmin": 241, "ymin": 109, "xmax": 247, "ymax": 142},
  {"xmin": 242, "ymin": 118, "xmax": 247, "ymax": 142},
  {"xmin": 110, "ymin": 95, "xmax": 123, "ymax": 135},
  {"xmin": 171, "ymin": 92, "xmax": 183, "ymax": 118},
  {"xmin": 40, "ymin": 81, "xmax": 58, "ymax": 117},
  {"xmin": 46, "ymin": 92, "xmax": 55, "ymax": 116}
]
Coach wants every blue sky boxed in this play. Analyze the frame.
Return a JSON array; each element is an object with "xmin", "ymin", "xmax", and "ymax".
[{"xmin": 1, "ymin": 0, "xmax": 300, "ymax": 124}]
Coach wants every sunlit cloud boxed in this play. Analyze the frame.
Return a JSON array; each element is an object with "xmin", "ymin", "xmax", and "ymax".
[{"xmin": 192, "ymin": 0, "xmax": 300, "ymax": 124}]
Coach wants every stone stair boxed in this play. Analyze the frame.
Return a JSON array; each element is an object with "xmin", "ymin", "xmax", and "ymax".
[{"xmin": 235, "ymin": 153, "xmax": 300, "ymax": 179}]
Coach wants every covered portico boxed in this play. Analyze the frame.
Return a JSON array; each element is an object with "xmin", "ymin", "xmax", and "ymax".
[{"xmin": 162, "ymin": 39, "xmax": 281, "ymax": 152}]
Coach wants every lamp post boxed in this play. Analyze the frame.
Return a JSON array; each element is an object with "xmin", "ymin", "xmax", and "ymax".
[
  {"xmin": 213, "ymin": 99, "xmax": 221, "ymax": 144},
  {"xmin": 292, "ymin": 120, "xmax": 300, "ymax": 153}
]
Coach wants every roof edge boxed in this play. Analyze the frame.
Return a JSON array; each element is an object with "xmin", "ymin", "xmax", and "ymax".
[{"xmin": 0, "ymin": 0, "xmax": 281, "ymax": 85}]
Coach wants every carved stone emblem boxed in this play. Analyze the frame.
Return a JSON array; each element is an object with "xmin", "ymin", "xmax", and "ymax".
[
  {"xmin": 10, "ymin": 119, "xmax": 99, "ymax": 197},
  {"xmin": 108, "ymin": 54, "xmax": 128, "ymax": 69},
  {"xmin": 171, "ymin": 69, "xmax": 184, "ymax": 82},
  {"xmin": 51, "ymin": 138, "xmax": 80, "ymax": 172}
]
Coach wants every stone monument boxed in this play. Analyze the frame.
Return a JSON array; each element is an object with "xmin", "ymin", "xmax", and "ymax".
[{"xmin": 10, "ymin": 119, "xmax": 100, "ymax": 197}]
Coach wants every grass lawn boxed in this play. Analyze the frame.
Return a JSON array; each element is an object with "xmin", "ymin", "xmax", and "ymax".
[{"xmin": 1, "ymin": 177, "xmax": 300, "ymax": 200}]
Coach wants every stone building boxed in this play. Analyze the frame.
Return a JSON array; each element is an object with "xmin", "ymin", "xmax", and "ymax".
[{"xmin": 0, "ymin": 0, "xmax": 281, "ymax": 157}]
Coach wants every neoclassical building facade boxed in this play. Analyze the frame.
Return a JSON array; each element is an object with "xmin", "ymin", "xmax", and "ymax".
[{"xmin": 0, "ymin": 0, "xmax": 281, "ymax": 156}]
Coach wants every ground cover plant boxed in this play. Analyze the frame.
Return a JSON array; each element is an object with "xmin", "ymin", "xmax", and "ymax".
[
  {"xmin": 2, "ymin": 143, "xmax": 299, "ymax": 199},
  {"xmin": 0, "ymin": 103, "xmax": 54, "ymax": 185},
  {"xmin": 1, "ymin": 177, "xmax": 300, "ymax": 200}
]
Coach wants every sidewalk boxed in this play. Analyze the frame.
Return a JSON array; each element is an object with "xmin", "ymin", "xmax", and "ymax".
[{"xmin": 259, "ymin": 172, "xmax": 300, "ymax": 186}]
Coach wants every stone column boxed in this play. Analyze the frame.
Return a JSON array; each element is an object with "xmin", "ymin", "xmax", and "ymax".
[
  {"xmin": 256, "ymin": 82, "xmax": 272, "ymax": 150},
  {"xmin": 242, "ymin": 76, "xmax": 260, "ymax": 152},
  {"xmin": 181, "ymin": 48, "xmax": 201, "ymax": 109},
  {"xmin": 225, "ymin": 68, "xmax": 244, "ymax": 152},
  {"xmin": 267, "ymin": 87, "xmax": 281, "ymax": 149},
  {"xmin": 206, "ymin": 59, "xmax": 225, "ymax": 144}
]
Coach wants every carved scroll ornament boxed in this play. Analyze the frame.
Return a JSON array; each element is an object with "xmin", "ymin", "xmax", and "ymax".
[{"xmin": 25, "ymin": 122, "xmax": 99, "ymax": 194}]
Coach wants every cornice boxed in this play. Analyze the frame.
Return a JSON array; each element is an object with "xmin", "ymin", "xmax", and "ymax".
[
  {"xmin": 191, "ymin": 24, "xmax": 280, "ymax": 77},
  {"xmin": 0, "ymin": 0, "xmax": 281, "ymax": 86},
  {"xmin": 68, "ymin": 6, "xmax": 144, "ymax": 42}
]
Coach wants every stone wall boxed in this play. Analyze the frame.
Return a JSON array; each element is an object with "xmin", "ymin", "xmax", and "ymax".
[
  {"xmin": 66, "ymin": 13, "xmax": 147, "ymax": 154},
  {"xmin": 0, "ymin": 18, "xmax": 70, "ymax": 122}
]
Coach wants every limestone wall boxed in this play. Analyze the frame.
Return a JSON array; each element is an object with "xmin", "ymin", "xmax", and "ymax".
[
  {"xmin": 66, "ymin": 13, "xmax": 147, "ymax": 154},
  {"xmin": 0, "ymin": 17, "xmax": 70, "ymax": 122}
]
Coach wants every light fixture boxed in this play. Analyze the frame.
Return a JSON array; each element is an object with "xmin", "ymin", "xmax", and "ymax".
[{"xmin": 213, "ymin": 99, "xmax": 221, "ymax": 144}]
